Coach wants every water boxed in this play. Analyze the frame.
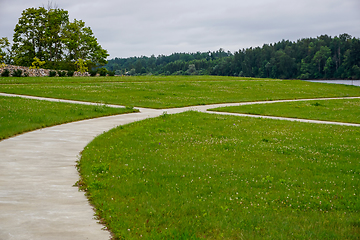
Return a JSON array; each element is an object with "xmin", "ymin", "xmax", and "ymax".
[{"xmin": 305, "ymin": 80, "xmax": 360, "ymax": 87}]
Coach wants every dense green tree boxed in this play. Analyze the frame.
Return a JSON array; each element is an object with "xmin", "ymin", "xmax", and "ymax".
[
  {"xmin": 299, "ymin": 59, "xmax": 311, "ymax": 79},
  {"xmin": 312, "ymin": 46, "xmax": 331, "ymax": 77},
  {"xmin": 11, "ymin": 6, "xmax": 108, "ymax": 70},
  {"xmin": 12, "ymin": 7, "xmax": 48, "ymax": 66},
  {"xmin": 351, "ymin": 65, "xmax": 360, "ymax": 79},
  {"xmin": 324, "ymin": 57, "xmax": 335, "ymax": 78},
  {"xmin": 62, "ymin": 19, "xmax": 108, "ymax": 69},
  {"xmin": 45, "ymin": 8, "xmax": 69, "ymax": 68},
  {"xmin": 134, "ymin": 60, "xmax": 144, "ymax": 73}
]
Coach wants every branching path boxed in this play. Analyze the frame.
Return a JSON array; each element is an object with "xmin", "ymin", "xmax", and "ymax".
[{"xmin": 1, "ymin": 93, "xmax": 360, "ymax": 240}]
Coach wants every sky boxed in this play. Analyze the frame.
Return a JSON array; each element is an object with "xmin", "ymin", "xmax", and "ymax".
[{"xmin": 0, "ymin": 0, "xmax": 359, "ymax": 59}]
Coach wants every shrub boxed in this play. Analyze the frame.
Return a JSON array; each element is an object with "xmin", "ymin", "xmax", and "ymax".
[
  {"xmin": 12, "ymin": 69, "xmax": 22, "ymax": 77},
  {"xmin": 1, "ymin": 69, "xmax": 10, "ymax": 77},
  {"xmin": 57, "ymin": 71, "xmax": 67, "ymax": 77},
  {"xmin": 67, "ymin": 70, "xmax": 74, "ymax": 77},
  {"xmin": 89, "ymin": 69, "xmax": 97, "ymax": 76},
  {"xmin": 108, "ymin": 70, "xmax": 115, "ymax": 76},
  {"xmin": 49, "ymin": 71, "xmax": 57, "ymax": 77},
  {"xmin": 97, "ymin": 67, "xmax": 108, "ymax": 76}
]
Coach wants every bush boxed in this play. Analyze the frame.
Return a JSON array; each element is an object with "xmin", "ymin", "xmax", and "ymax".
[
  {"xmin": 49, "ymin": 71, "xmax": 57, "ymax": 77},
  {"xmin": 89, "ymin": 69, "xmax": 97, "ymax": 76},
  {"xmin": 1, "ymin": 69, "xmax": 10, "ymax": 77},
  {"xmin": 108, "ymin": 70, "xmax": 115, "ymax": 76},
  {"xmin": 97, "ymin": 67, "xmax": 108, "ymax": 76},
  {"xmin": 57, "ymin": 71, "xmax": 67, "ymax": 77},
  {"xmin": 67, "ymin": 70, "xmax": 74, "ymax": 77},
  {"xmin": 12, "ymin": 69, "xmax": 22, "ymax": 77}
]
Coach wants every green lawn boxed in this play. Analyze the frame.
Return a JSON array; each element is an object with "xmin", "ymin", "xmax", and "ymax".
[
  {"xmin": 211, "ymin": 98, "xmax": 360, "ymax": 124},
  {"xmin": 1, "ymin": 76, "xmax": 359, "ymax": 108},
  {"xmin": 0, "ymin": 75, "xmax": 263, "ymax": 84},
  {"xmin": 78, "ymin": 111, "xmax": 360, "ymax": 239},
  {"xmin": 0, "ymin": 96, "xmax": 136, "ymax": 140},
  {"xmin": 2, "ymin": 76, "xmax": 360, "ymax": 239}
]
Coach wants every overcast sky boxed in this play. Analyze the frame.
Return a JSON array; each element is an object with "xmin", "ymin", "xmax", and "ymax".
[{"xmin": 1, "ymin": 0, "xmax": 359, "ymax": 59}]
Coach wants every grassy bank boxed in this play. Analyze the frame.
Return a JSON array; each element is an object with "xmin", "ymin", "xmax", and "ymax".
[
  {"xmin": 211, "ymin": 98, "xmax": 360, "ymax": 124},
  {"xmin": 0, "ymin": 96, "xmax": 136, "ymax": 140},
  {"xmin": 1, "ymin": 76, "xmax": 359, "ymax": 108},
  {"xmin": 78, "ymin": 111, "xmax": 360, "ymax": 239}
]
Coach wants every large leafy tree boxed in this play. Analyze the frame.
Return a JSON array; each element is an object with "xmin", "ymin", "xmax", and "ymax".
[
  {"xmin": 45, "ymin": 8, "xmax": 69, "ymax": 68},
  {"xmin": 12, "ymin": 7, "xmax": 48, "ymax": 66},
  {"xmin": 62, "ymin": 19, "xmax": 108, "ymax": 69},
  {"xmin": 312, "ymin": 46, "xmax": 331, "ymax": 77},
  {"xmin": 12, "ymin": 7, "xmax": 108, "ymax": 70}
]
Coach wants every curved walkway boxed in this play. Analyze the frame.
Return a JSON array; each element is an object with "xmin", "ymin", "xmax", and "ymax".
[{"xmin": 1, "ymin": 93, "xmax": 360, "ymax": 240}]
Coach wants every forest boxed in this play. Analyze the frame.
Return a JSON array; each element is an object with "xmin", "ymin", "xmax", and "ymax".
[{"xmin": 105, "ymin": 34, "xmax": 360, "ymax": 79}]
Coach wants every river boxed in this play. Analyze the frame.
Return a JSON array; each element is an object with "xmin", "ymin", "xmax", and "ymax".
[{"xmin": 305, "ymin": 80, "xmax": 360, "ymax": 87}]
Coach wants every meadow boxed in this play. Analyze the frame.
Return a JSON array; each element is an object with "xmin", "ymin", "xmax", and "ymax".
[
  {"xmin": 1, "ymin": 76, "xmax": 360, "ymax": 108},
  {"xmin": 1, "ymin": 76, "xmax": 360, "ymax": 239},
  {"xmin": 78, "ymin": 111, "xmax": 360, "ymax": 239},
  {"xmin": 211, "ymin": 98, "xmax": 360, "ymax": 124},
  {"xmin": 0, "ymin": 96, "xmax": 136, "ymax": 140}
]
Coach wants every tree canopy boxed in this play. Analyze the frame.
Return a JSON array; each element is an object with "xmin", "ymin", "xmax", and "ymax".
[
  {"xmin": 9, "ymin": 6, "xmax": 108, "ymax": 70},
  {"xmin": 105, "ymin": 34, "xmax": 360, "ymax": 79}
]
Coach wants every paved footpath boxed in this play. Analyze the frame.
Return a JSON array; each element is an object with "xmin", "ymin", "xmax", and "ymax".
[{"xmin": 1, "ymin": 93, "xmax": 360, "ymax": 240}]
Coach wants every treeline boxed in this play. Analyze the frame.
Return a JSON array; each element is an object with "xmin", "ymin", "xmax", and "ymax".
[
  {"xmin": 105, "ymin": 34, "xmax": 360, "ymax": 79},
  {"xmin": 0, "ymin": 6, "xmax": 108, "ymax": 71}
]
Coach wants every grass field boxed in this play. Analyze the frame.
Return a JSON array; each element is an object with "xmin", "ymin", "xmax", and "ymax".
[
  {"xmin": 1, "ymin": 76, "xmax": 360, "ymax": 108},
  {"xmin": 78, "ymin": 111, "xmax": 360, "ymax": 239},
  {"xmin": 2, "ymin": 76, "xmax": 360, "ymax": 239},
  {"xmin": 211, "ymin": 98, "xmax": 360, "ymax": 124},
  {"xmin": 0, "ymin": 96, "xmax": 136, "ymax": 140},
  {"xmin": 0, "ymin": 75, "xmax": 261, "ymax": 84}
]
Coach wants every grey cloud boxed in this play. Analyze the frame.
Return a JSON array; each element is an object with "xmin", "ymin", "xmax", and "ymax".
[{"xmin": 1, "ymin": 0, "xmax": 359, "ymax": 58}]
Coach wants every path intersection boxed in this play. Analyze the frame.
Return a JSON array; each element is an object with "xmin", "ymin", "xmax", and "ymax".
[{"xmin": 0, "ymin": 93, "xmax": 359, "ymax": 239}]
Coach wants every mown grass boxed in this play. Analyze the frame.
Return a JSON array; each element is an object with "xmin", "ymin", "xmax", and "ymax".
[
  {"xmin": 1, "ymin": 76, "xmax": 359, "ymax": 108},
  {"xmin": 78, "ymin": 111, "xmax": 360, "ymax": 239},
  {"xmin": 0, "ymin": 75, "xmax": 263, "ymax": 84},
  {"xmin": 211, "ymin": 98, "xmax": 360, "ymax": 124},
  {"xmin": 0, "ymin": 96, "xmax": 137, "ymax": 140}
]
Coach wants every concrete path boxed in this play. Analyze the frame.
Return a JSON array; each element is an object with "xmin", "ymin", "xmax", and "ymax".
[
  {"xmin": 2, "ymin": 92, "xmax": 360, "ymax": 110},
  {"xmin": 1, "ymin": 93, "xmax": 360, "ymax": 240},
  {"xmin": 0, "ymin": 109, "xmax": 164, "ymax": 240},
  {"xmin": 204, "ymin": 110, "xmax": 360, "ymax": 127},
  {"xmin": 0, "ymin": 92, "xmax": 127, "ymax": 108}
]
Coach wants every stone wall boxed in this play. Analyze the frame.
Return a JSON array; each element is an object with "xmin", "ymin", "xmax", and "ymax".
[{"xmin": 0, "ymin": 65, "xmax": 90, "ymax": 77}]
